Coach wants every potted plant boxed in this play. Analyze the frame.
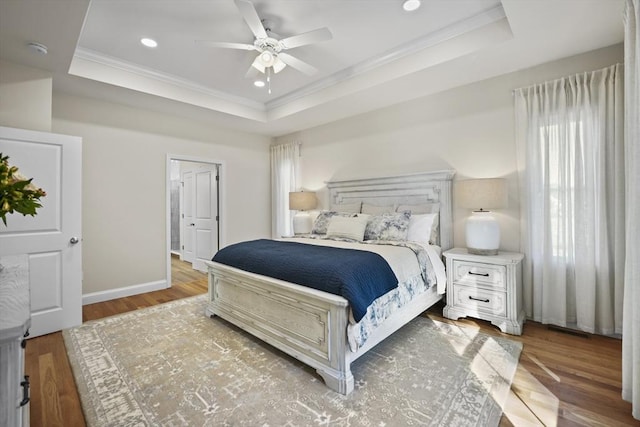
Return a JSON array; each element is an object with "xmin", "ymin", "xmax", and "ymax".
[{"xmin": 0, "ymin": 153, "xmax": 46, "ymax": 226}]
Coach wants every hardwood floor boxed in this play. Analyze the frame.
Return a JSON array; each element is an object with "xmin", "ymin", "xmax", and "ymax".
[
  {"xmin": 425, "ymin": 302, "xmax": 638, "ymax": 426},
  {"xmin": 25, "ymin": 260, "xmax": 637, "ymax": 426}
]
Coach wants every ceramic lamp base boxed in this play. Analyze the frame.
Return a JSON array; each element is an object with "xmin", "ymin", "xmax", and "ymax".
[
  {"xmin": 292, "ymin": 212, "xmax": 313, "ymax": 234},
  {"xmin": 466, "ymin": 210, "xmax": 500, "ymax": 255}
]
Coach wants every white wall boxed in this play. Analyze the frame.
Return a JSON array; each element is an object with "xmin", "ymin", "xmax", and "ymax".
[
  {"xmin": 275, "ymin": 44, "xmax": 624, "ymax": 253},
  {"xmin": 52, "ymin": 93, "xmax": 271, "ymax": 295},
  {"xmin": 0, "ymin": 60, "xmax": 52, "ymax": 132}
]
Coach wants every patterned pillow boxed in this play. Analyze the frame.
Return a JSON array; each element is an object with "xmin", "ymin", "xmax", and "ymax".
[
  {"xmin": 311, "ymin": 211, "xmax": 355, "ymax": 234},
  {"xmin": 364, "ymin": 211, "xmax": 411, "ymax": 241}
]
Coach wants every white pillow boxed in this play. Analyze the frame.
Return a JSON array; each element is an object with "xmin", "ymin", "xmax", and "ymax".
[
  {"xmin": 311, "ymin": 211, "xmax": 355, "ymax": 234},
  {"xmin": 407, "ymin": 213, "xmax": 439, "ymax": 245},
  {"xmin": 326, "ymin": 216, "xmax": 368, "ymax": 241}
]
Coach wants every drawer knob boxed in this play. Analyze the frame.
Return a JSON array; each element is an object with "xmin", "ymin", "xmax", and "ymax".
[
  {"xmin": 469, "ymin": 271, "xmax": 490, "ymax": 277},
  {"xmin": 469, "ymin": 295, "xmax": 490, "ymax": 303}
]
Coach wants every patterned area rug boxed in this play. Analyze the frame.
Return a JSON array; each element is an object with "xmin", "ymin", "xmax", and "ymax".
[{"xmin": 63, "ymin": 295, "xmax": 522, "ymax": 426}]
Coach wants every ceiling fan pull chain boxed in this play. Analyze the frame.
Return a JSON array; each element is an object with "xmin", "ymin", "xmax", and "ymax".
[{"xmin": 267, "ymin": 67, "xmax": 272, "ymax": 94}]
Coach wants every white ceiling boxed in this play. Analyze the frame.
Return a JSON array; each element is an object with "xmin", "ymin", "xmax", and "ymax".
[{"xmin": 0, "ymin": 0, "xmax": 625, "ymax": 137}]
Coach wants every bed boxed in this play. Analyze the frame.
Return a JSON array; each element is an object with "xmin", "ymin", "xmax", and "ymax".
[{"xmin": 205, "ymin": 170, "xmax": 455, "ymax": 395}]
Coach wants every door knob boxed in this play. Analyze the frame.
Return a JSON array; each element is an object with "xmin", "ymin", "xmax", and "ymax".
[
  {"xmin": 70, "ymin": 237, "xmax": 80, "ymax": 244},
  {"xmin": 190, "ymin": 223, "xmax": 195, "ymax": 226}
]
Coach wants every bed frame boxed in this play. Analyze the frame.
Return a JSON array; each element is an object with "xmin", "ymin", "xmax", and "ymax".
[{"xmin": 205, "ymin": 170, "xmax": 455, "ymax": 394}]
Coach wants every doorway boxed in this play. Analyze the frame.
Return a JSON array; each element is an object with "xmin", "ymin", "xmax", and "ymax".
[{"xmin": 166, "ymin": 155, "xmax": 223, "ymax": 287}]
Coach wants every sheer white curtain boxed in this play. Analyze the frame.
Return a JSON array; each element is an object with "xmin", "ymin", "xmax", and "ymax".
[
  {"xmin": 623, "ymin": 0, "xmax": 640, "ymax": 420},
  {"xmin": 514, "ymin": 64, "xmax": 624, "ymax": 336},
  {"xmin": 270, "ymin": 142, "xmax": 300, "ymax": 238}
]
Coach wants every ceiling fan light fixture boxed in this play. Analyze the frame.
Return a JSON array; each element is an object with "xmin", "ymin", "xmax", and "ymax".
[
  {"xmin": 259, "ymin": 51, "xmax": 275, "ymax": 66},
  {"xmin": 254, "ymin": 80, "xmax": 265, "ymax": 87},
  {"xmin": 251, "ymin": 56, "xmax": 266, "ymax": 73},
  {"xmin": 273, "ymin": 57, "xmax": 286, "ymax": 73},
  {"xmin": 198, "ymin": 0, "xmax": 332, "ymax": 78},
  {"xmin": 402, "ymin": 0, "xmax": 421, "ymax": 12}
]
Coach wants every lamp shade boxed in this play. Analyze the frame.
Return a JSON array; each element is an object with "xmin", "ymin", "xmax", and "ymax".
[
  {"xmin": 456, "ymin": 178, "xmax": 507, "ymax": 211},
  {"xmin": 289, "ymin": 191, "xmax": 316, "ymax": 211}
]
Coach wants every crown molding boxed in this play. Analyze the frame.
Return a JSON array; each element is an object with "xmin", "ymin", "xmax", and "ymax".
[
  {"xmin": 266, "ymin": 4, "xmax": 507, "ymax": 110},
  {"xmin": 71, "ymin": 47, "xmax": 266, "ymax": 112}
]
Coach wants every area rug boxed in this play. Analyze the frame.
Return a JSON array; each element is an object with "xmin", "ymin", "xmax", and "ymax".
[{"xmin": 63, "ymin": 295, "xmax": 522, "ymax": 426}]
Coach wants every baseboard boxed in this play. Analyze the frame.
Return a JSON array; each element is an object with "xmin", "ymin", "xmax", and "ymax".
[{"xmin": 82, "ymin": 280, "xmax": 169, "ymax": 305}]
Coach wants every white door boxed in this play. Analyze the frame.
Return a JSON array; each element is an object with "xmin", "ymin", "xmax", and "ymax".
[
  {"xmin": 0, "ymin": 126, "xmax": 82, "ymax": 337},
  {"xmin": 181, "ymin": 170, "xmax": 194, "ymax": 264},
  {"xmin": 192, "ymin": 165, "xmax": 218, "ymax": 271},
  {"xmin": 180, "ymin": 163, "xmax": 218, "ymax": 272}
]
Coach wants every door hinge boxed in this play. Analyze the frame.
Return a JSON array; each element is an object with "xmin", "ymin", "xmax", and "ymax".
[
  {"xmin": 216, "ymin": 215, "xmax": 219, "ymax": 221},
  {"xmin": 215, "ymin": 174, "xmax": 219, "ymax": 182},
  {"xmin": 182, "ymin": 245, "xmax": 184, "ymax": 249},
  {"xmin": 181, "ymin": 213, "xmax": 184, "ymax": 218},
  {"xmin": 181, "ymin": 181, "xmax": 184, "ymax": 187}
]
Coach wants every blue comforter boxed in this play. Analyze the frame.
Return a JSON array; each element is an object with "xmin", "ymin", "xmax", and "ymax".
[{"xmin": 211, "ymin": 239, "xmax": 399, "ymax": 322}]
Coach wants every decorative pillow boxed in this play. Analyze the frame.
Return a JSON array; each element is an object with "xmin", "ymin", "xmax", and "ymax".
[
  {"xmin": 407, "ymin": 213, "xmax": 439, "ymax": 245},
  {"xmin": 330, "ymin": 201, "xmax": 362, "ymax": 214},
  {"xmin": 326, "ymin": 216, "xmax": 368, "ymax": 241},
  {"xmin": 364, "ymin": 211, "xmax": 411, "ymax": 241},
  {"xmin": 311, "ymin": 211, "xmax": 355, "ymax": 234},
  {"xmin": 396, "ymin": 203, "xmax": 440, "ymax": 214},
  {"xmin": 362, "ymin": 203, "xmax": 395, "ymax": 214}
]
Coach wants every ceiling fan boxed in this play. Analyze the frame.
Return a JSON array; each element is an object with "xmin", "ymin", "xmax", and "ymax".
[{"xmin": 197, "ymin": 0, "xmax": 332, "ymax": 79}]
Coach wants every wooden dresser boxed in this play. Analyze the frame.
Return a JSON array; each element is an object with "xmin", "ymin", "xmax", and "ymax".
[{"xmin": 0, "ymin": 255, "xmax": 31, "ymax": 427}]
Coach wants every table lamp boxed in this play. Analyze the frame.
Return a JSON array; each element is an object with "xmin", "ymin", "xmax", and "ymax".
[
  {"xmin": 289, "ymin": 191, "xmax": 317, "ymax": 234},
  {"xmin": 456, "ymin": 178, "xmax": 507, "ymax": 255}
]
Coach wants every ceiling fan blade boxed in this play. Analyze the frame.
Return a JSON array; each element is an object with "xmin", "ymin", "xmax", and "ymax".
[
  {"xmin": 279, "ymin": 27, "xmax": 332, "ymax": 50},
  {"xmin": 195, "ymin": 40, "xmax": 256, "ymax": 51},
  {"xmin": 234, "ymin": 0, "xmax": 267, "ymax": 40},
  {"xmin": 278, "ymin": 52, "xmax": 318, "ymax": 76}
]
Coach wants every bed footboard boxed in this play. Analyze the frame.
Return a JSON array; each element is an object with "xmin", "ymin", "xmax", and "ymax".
[{"xmin": 205, "ymin": 261, "xmax": 355, "ymax": 394}]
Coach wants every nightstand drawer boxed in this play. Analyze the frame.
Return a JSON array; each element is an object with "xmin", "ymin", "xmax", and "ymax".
[
  {"xmin": 452, "ymin": 260, "xmax": 506, "ymax": 290},
  {"xmin": 452, "ymin": 286, "xmax": 506, "ymax": 317}
]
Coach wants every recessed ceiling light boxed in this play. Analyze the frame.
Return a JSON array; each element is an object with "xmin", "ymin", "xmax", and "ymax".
[
  {"xmin": 254, "ymin": 80, "xmax": 265, "ymax": 88},
  {"xmin": 402, "ymin": 0, "xmax": 421, "ymax": 12},
  {"xmin": 140, "ymin": 38, "xmax": 158, "ymax": 48}
]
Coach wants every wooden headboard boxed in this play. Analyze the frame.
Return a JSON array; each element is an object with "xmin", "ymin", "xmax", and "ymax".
[{"xmin": 326, "ymin": 170, "xmax": 456, "ymax": 251}]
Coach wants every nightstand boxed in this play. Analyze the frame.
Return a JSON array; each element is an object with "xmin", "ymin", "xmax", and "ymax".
[{"xmin": 443, "ymin": 248, "xmax": 525, "ymax": 335}]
